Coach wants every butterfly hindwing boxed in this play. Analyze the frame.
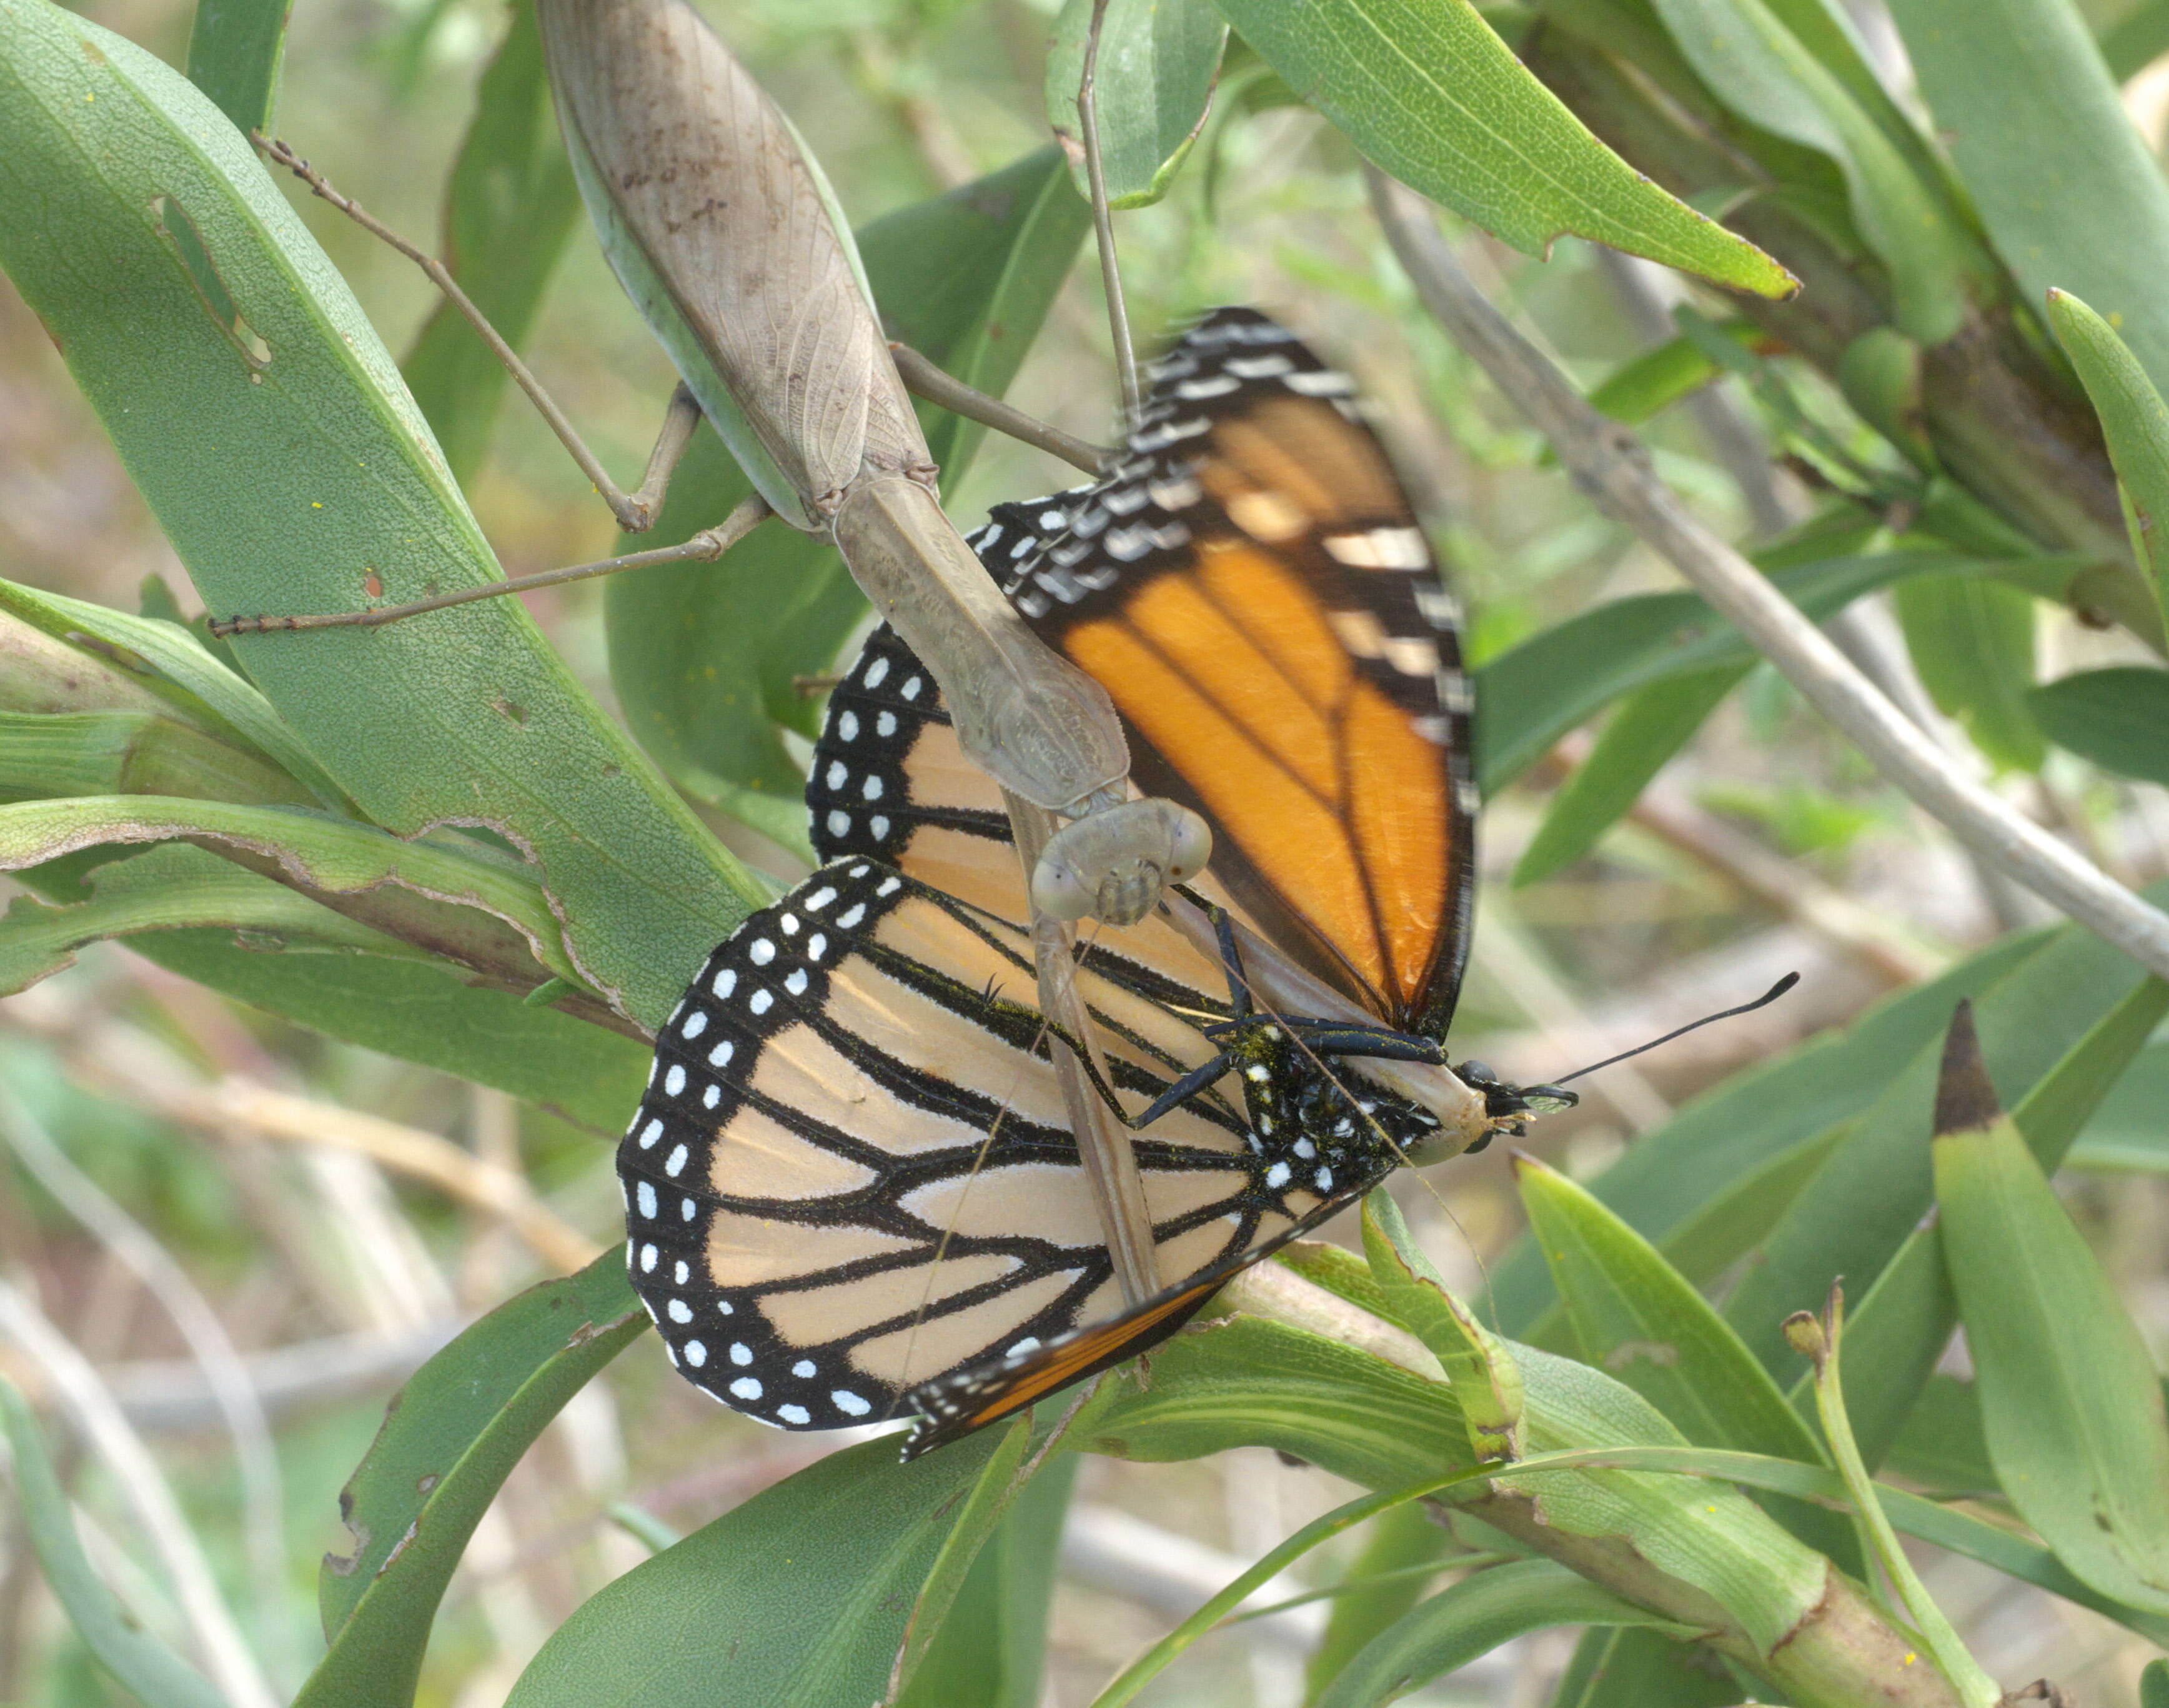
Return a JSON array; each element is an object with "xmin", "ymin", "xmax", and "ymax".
[{"xmin": 618, "ymin": 858, "xmax": 1399, "ymax": 1429}]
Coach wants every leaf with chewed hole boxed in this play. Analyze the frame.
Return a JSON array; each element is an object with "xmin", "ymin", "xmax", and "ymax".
[
  {"xmin": 304, "ymin": 1256, "xmax": 645, "ymax": 1708},
  {"xmin": 0, "ymin": 7, "xmax": 758, "ymax": 1031}
]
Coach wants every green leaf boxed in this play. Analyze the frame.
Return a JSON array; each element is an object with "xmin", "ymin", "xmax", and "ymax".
[
  {"xmin": 1831, "ymin": 972, "xmax": 2169, "ymax": 1467},
  {"xmin": 889, "ymin": 1418, "xmax": 1041, "ymax": 1703},
  {"xmin": 894, "ymin": 1452, "xmax": 1075, "ymax": 1708},
  {"xmin": 400, "ymin": 1, "xmax": 583, "ymax": 483},
  {"xmin": 1517, "ymin": 1158, "xmax": 1824, "ymax": 1467},
  {"xmin": 1514, "ymin": 1155, "xmax": 1856, "ymax": 1570},
  {"xmin": 0, "ymin": 577, "xmax": 350, "ymax": 812},
  {"xmin": 2069, "ymin": 1040, "xmax": 2169, "ymax": 1172},
  {"xmin": 6, "ymin": 843, "xmax": 648, "ymax": 1131},
  {"xmin": 605, "ymin": 147, "xmax": 1089, "ymax": 820},
  {"xmin": 1880, "ymin": 1373, "xmax": 1995, "ymax": 1495},
  {"xmin": 1551, "ymin": 1627, "xmax": 1741, "ymax": 1708},
  {"xmin": 2058, "ymin": 302, "xmax": 2169, "ymax": 569},
  {"xmin": 304, "ymin": 1254, "xmax": 644, "ymax": 1707},
  {"xmin": 0, "ymin": 840, "xmax": 425, "ymax": 995},
  {"xmin": 1476, "ymin": 550, "xmax": 1958, "ymax": 793},
  {"xmin": 1645, "ymin": 0, "xmax": 1973, "ymax": 341},
  {"xmin": 507, "ymin": 1429, "xmax": 1010, "ymax": 1708},
  {"xmin": 1484, "ymin": 925, "xmax": 2048, "ymax": 1334},
  {"xmin": 1888, "ymin": 0, "xmax": 2169, "ymax": 390},
  {"xmin": 2102, "ymin": 1, "xmax": 2169, "ymax": 82},
  {"xmin": 1892, "ymin": 574, "xmax": 2045, "ymax": 770},
  {"xmin": 1304, "ymin": 1504, "xmax": 1462, "ymax": 1699},
  {"xmin": 1078, "ymin": 1313, "xmax": 1467, "ymax": 1492},
  {"xmin": 2146, "ymin": 1656, "xmax": 2169, "ymax": 1708},
  {"xmin": 1512, "ymin": 666, "xmax": 1742, "ymax": 885},
  {"xmin": 0, "ymin": 794, "xmax": 588, "ymax": 988},
  {"xmin": 0, "ymin": 1379, "xmax": 226, "ymax": 1708},
  {"xmin": 1313, "ymin": 1559, "xmax": 1685, "ymax": 1708},
  {"xmin": 1362, "ymin": 1192, "xmax": 1518, "ymax": 1459},
  {"xmin": 0, "ymin": 6, "xmax": 758, "ymax": 1030},
  {"xmin": 1045, "ymin": 0, "xmax": 1227, "ymax": 208},
  {"xmin": 184, "ymin": 0, "xmax": 291, "ymax": 136},
  {"xmin": 0, "ymin": 709, "xmax": 314, "ymax": 808},
  {"xmin": 2031, "ymin": 665, "xmax": 2169, "ymax": 787},
  {"xmin": 1209, "ymin": 0, "xmax": 1794, "ymax": 295},
  {"xmin": 1934, "ymin": 1066, "xmax": 2169, "ymax": 1614},
  {"xmin": 1584, "ymin": 330, "xmax": 1742, "ymax": 427}
]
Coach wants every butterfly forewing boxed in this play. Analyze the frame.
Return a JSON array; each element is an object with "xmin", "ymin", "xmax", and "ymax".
[{"xmin": 1003, "ymin": 307, "xmax": 1477, "ymax": 1036}]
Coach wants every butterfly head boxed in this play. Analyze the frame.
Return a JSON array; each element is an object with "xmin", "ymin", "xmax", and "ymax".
[{"xmin": 1451, "ymin": 1059, "xmax": 1579, "ymax": 1153}]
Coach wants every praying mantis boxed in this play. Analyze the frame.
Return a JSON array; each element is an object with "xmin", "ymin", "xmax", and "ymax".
[{"xmin": 224, "ymin": 0, "xmax": 1198, "ymax": 1304}]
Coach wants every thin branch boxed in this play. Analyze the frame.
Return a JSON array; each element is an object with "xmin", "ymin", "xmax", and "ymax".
[
  {"xmin": 1077, "ymin": 0, "xmax": 1140, "ymax": 421},
  {"xmin": 256, "ymin": 135, "xmax": 688, "ymax": 534},
  {"xmin": 1368, "ymin": 171, "xmax": 2169, "ymax": 984},
  {"xmin": 0, "ymin": 1090, "xmax": 292, "ymax": 1683},
  {"xmin": 210, "ymin": 497, "xmax": 768, "ymax": 635},
  {"xmin": 888, "ymin": 342, "xmax": 1112, "ymax": 474},
  {"xmin": 0, "ymin": 1279, "xmax": 278, "ymax": 1708}
]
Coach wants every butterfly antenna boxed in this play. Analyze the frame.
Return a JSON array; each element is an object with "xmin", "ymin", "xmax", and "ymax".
[
  {"xmin": 1542, "ymin": 973, "xmax": 1800, "ymax": 1090},
  {"xmin": 1078, "ymin": 0, "xmax": 1141, "ymax": 420}
]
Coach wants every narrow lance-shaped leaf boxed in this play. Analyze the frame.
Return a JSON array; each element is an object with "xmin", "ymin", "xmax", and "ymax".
[
  {"xmin": 4, "ymin": 843, "xmax": 650, "ymax": 1133},
  {"xmin": 1482, "ymin": 925, "xmax": 2051, "ymax": 1334},
  {"xmin": 1829, "ymin": 970, "xmax": 2169, "ymax": 1470},
  {"xmin": 1312, "ymin": 1560, "xmax": 1694, "ymax": 1708},
  {"xmin": 2030, "ymin": 667, "xmax": 2169, "ymax": 787},
  {"xmin": 1892, "ymin": 573, "xmax": 2045, "ymax": 772},
  {"xmin": 1045, "ymin": 0, "xmax": 1227, "ymax": 209},
  {"xmin": 304, "ymin": 1256, "xmax": 646, "ymax": 1708},
  {"xmin": 1362, "ymin": 1191, "xmax": 1518, "ymax": 1461},
  {"xmin": 893, "ymin": 1454, "xmax": 1077, "ymax": 1708},
  {"xmin": 2045, "ymin": 289, "xmax": 2169, "ymax": 644},
  {"xmin": 1515, "ymin": 1155, "xmax": 1858, "ymax": 1571},
  {"xmin": 1933, "ymin": 1001, "xmax": 2169, "ymax": 1616},
  {"xmin": 1511, "ymin": 665, "xmax": 1742, "ymax": 886},
  {"xmin": 506, "ymin": 1429, "xmax": 1010, "ymax": 1708},
  {"xmin": 1209, "ymin": 0, "xmax": 1795, "ymax": 296},
  {"xmin": 0, "ymin": 794, "xmax": 589, "ymax": 990},
  {"xmin": 185, "ymin": 0, "xmax": 292, "ymax": 136}
]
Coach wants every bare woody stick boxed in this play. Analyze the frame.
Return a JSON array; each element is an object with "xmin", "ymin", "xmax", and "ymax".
[{"xmin": 1367, "ymin": 169, "xmax": 2169, "ymax": 984}]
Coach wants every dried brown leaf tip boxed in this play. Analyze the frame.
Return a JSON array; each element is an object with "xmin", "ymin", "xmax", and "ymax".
[{"xmin": 1933, "ymin": 999, "xmax": 2003, "ymax": 1138}]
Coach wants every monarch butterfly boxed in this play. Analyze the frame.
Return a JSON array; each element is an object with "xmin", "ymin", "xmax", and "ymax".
[{"xmin": 618, "ymin": 307, "xmax": 1557, "ymax": 1446}]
